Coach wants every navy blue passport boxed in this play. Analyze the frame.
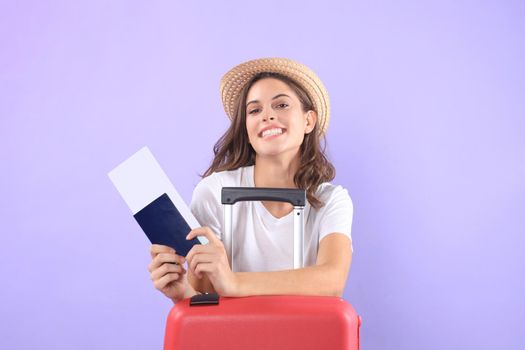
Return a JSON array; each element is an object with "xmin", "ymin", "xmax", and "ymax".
[{"xmin": 133, "ymin": 193, "xmax": 201, "ymax": 257}]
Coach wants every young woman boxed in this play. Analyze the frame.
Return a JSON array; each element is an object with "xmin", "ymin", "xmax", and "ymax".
[{"xmin": 147, "ymin": 58, "xmax": 353, "ymax": 303}]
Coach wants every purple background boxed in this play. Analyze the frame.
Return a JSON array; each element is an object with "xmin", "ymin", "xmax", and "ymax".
[{"xmin": 1, "ymin": 1, "xmax": 524, "ymax": 349}]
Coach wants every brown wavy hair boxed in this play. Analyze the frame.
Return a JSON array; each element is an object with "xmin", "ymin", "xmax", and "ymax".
[{"xmin": 202, "ymin": 72, "xmax": 335, "ymax": 208}]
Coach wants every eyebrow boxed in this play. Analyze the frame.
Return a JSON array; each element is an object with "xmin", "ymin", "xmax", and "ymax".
[{"xmin": 246, "ymin": 93, "xmax": 291, "ymax": 107}]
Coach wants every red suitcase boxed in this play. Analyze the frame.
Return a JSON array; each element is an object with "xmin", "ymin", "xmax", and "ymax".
[
  {"xmin": 165, "ymin": 295, "xmax": 361, "ymax": 350},
  {"xmin": 164, "ymin": 188, "xmax": 361, "ymax": 349}
]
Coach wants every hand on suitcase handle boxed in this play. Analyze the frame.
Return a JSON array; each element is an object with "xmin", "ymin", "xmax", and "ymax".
[{"xmin": 185, "ymin": 227, "xmax": 239, "ymax": 297}]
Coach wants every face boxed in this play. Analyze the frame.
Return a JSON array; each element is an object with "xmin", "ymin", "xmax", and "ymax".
[{"xmin": 245, "ymin": 78, "xmax": 317, "ymax": 160}]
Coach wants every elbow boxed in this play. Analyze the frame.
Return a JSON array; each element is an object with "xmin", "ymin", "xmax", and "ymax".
[
  {"xmin": 334, "ymin": 286, "xmax": 345, "ymax": 298},
  {"xmin": 318, "ymin": 270, "xmax": 347, "ymax": 297},
  {"xmin": 328, "ymin": 284, "xmax": 345, "ymax": 298},
  {"xmin": 327, "ymin": 267, "xmax": 349, "ymax": 297},
  {"xmin": 318, "ymin": 285, "xmax": 344, "ymax": 298}
]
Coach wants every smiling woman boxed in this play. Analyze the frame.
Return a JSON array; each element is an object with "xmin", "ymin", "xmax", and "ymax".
[{"xmin": 147, "ymin": 57, "xmax": 354, "ymax": 301}]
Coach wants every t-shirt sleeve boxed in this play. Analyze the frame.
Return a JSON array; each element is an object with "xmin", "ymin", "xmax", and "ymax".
[
  {"xmin": 318, "ymin": 186, "xmax": 354, "ymax": 250},
  {"xmin": 189, "ymin": 176, "xmax": 223, "ymax": 240}
]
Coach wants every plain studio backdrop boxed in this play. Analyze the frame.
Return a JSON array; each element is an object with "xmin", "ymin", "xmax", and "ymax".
[{"xmin": 1, "ymin": 1, "xmax": 523, "ymax": 349}]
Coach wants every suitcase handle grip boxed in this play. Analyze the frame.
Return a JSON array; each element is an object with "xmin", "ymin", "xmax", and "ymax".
[
  {"xmin": 221, "ymin": 187, "xmax": 306, "ymax": 206},
  {"xmin": 222, "ymin": 187, "xmax": 306, "ymax": 271}
]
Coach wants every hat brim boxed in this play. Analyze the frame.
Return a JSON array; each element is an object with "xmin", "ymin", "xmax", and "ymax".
[{"xmin": 219, "ymin": 57, "xmax": 330, "ymax": 136}]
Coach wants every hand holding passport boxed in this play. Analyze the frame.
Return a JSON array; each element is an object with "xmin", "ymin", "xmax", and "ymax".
[{"xmin": 108, "ymin": 147, "xmax": 208, "ymax": 257}]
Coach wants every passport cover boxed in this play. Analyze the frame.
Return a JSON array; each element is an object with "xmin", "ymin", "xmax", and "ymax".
[{"xmin": 133, "ymin": 193, "xmax": 200, "ymax": 257}]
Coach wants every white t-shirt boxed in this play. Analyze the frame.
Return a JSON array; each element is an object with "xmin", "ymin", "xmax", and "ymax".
[{"xmin": 189, "ymin": 165, "xmax": 353, "ymax": 272}]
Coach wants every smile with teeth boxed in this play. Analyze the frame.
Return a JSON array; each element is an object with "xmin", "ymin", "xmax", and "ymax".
[{"xmin": 261, "ymin": 128, "xmax": 284, "ymax": 138}]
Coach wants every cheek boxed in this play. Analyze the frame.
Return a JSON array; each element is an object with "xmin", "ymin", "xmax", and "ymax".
[{"xmin": 289, "ymin": 117, "xmax": 307, "ymax": 135}]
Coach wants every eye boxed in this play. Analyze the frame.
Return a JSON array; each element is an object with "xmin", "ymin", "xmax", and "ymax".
[
  {"xmin": 248, "ymin": 108, "xmax": 261, "ymax": 115},
  {"xmin": 276, "ymin": 103, "xmax": 288, "ymax": 109}
]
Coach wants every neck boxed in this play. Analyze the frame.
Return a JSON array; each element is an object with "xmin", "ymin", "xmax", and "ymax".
[{"xmin": 253, "ymin": 153, "xmax": 301, "ymax": 188}]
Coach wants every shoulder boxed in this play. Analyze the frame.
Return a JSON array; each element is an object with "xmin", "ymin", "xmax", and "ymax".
[
  {"xmin": 313, "ymin": 182, "xmax": 354, "ymax": 243},
  {"xmin": 315, "ymin": 182, "xmax": 353, "ymax": 210},
  {"xmin": 192, "ymin": 166, "xmax": 252, "ymax": 200}
]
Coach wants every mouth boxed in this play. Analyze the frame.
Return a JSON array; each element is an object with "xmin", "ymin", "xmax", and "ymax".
[{"xmin": 259, "ymin": 127, "xmax": 286, "ymax": 139}]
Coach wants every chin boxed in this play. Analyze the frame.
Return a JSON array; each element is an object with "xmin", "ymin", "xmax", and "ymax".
[
  {"xmin": 255, "ymin": 149, "xmax": 284, "ymax": 157},
  {"xmin": 254, "ymin": 146, "xmax": 299, "ymax": 158}
]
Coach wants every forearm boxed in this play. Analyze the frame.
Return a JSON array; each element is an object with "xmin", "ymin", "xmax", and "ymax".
[{"xmin": 234, "ymin": 264, "xmax": 348, "ymax": 297}]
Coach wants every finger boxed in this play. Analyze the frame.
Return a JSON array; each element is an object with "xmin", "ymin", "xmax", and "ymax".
[
  {"xmin": 186, "ymin": 226, "xmax": 220, "ymax": 244},
  {"xmin": 188, "ymin": 253, "xmax": 216, "ymax": 276},
  {"xmin": 151, "ymin": 262, "xmax": 185, "ymax": 281},
  {"xmin": 150, "ymin": 244, "xmax": 176, "ymax": 259},
  {"xmin": 151, "ymin": 262, "xmax": 186, "ymax": 281},
  {"xmin": 158, "ymin": 253, "xmax": 185, "ymax": 265},
  {"xmin": 148, "ymin": 253, "xmax": 185, "ymax": 272},
  {"xmin": 154, "ymin": 272, "xmax": 182, "ymax": 290},
  {"xmin": 194, "ymin": 262, "xmax": 214, "ymax": 279},
  {"xmin": 186, "ymin": 244, "xmax": 215, "ymax": 264},
  {"xmin": 149, "ymin": 253, "xmax": 177, "ymax": 272}
]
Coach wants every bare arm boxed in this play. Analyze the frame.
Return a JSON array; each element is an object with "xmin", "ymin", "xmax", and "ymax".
[
  {"xmin": 234, "ymin": 233, "xmax": 352, "ymax": 297},
  {"xmin": 186, "ymin": 227, "xmax": 352, "ymax": 297}
]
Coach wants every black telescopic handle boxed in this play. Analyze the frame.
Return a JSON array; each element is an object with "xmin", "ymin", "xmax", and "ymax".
[{"xmin": 221, "ymin": 187, "xmax": 306, "ymax": 207}]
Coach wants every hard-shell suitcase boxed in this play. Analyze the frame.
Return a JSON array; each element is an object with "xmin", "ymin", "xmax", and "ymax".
[{"xmin": 164, "ymin": 187, "xmax": 361, "ymax": 350}]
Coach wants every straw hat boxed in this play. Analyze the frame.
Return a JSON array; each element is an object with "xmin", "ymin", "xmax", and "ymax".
[{"xmin": 219, "ymin": 57, "xmax": 330, "ymax": 136}]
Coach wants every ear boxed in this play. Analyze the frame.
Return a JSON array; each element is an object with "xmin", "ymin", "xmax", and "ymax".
[{"xmin": 304, "ymin": 110, "xmax": 317, "ymax": 134}]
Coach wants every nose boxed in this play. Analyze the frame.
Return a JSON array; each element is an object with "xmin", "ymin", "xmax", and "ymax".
[{"xmin": 262, "ymin": 110, "xmax": 275, "ymax": 122}]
